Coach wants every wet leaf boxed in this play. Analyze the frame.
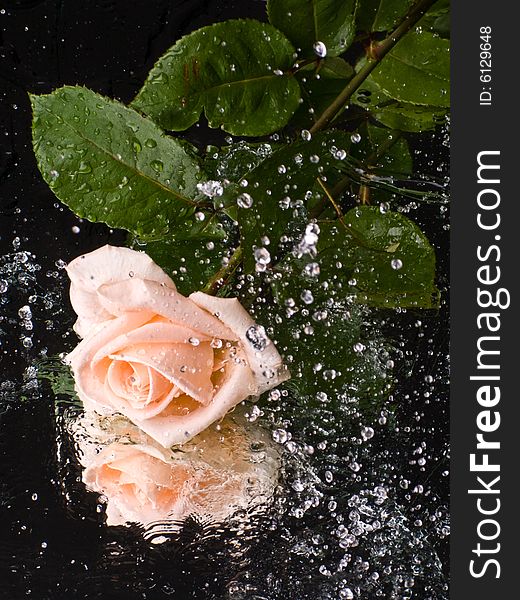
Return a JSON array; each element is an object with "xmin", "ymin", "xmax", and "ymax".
[
  {"xmin": 235, "ymin": 130, "xmax": 352, "ymax": 271},
  {"xmin": 371, "ymin": 102, "xmax": 447, "ymax": 132},
  {"xmin": 352, "ymin": 78, "xmax": 447, "ymax": 133},
  {"xmin": 350, "ymin": 122, "xmax": 412, "ymax": 175},
  {"xmin": 31, "ymin": 86, "xmax": 204, "ymax": 237},
  {"xmin": 357, "ymin": 0, "xmax": 415, "ymax": 32},
  {"xmin": 273, "ymin": 207, "xmax": 439, "ymax": 309},
  {"xmin": 368, "ymin": 31, "xmax": 450, "ymax": 107},
  {"xmin": 267, "ymin": 0, "xmax": 357, "ymax": 57},
  {"xmin": 132, "ymin": 19, "xmax": 300, "ymax": 136}
]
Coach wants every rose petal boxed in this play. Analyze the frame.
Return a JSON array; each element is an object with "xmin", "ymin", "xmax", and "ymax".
[
  {"xmin": 189, "ymin": 292, "xmax": 290, "ymax": 395},
  {"xmin": 108, "ymin": 341, "xmax": 214, "ymax": 405},
  {"xmin": 65, "ymin": 311, "xmax": 155, "ymax": 414},
  {"xmin": 67, "ymin": 245, "xmax": 176, "ymax": 337},
  {"xmin": 91, "ymin": 321, "xmax": 212, "ymax": 364},
  {"xmin": 97, "ymin": 279, "xmax": 238, "ymax": 341},
  {"xmin": 131, "ymin": 348, "xmax": 256, "ymax": 447}
]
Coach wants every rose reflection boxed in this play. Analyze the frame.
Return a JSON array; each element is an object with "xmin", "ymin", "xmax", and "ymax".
[{"xmin": 70, "ymin": 410, "xmax": 279, "ymax": 535}]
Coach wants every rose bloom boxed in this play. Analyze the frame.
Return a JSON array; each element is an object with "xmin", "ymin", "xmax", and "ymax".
[
  {"xmin": 74, "ymin": 412, "xmax": 279, "ymax": 530},
  {"xmin": 65, "ymin": 245, "xmax": 288, "ymax": 447}
]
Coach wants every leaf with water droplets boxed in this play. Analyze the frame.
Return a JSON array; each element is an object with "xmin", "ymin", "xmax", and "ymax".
[
  {"xmin": 323, "ymin": 208, "xmax": 440, "ymax": 308},
  {"xmin": 357, "ymin": 0, "xmax": 415, "ymax": 32},
  {"xmin": 350, "ymin": 122, "xmax": 412, "ymax": 176},
  {"xmin": 273, "ymin": 207, "xmax": 439, "ymax": 309},
  {"xmin": 132, "ymin": 19, "xmax": 300, "ymax": 136},
  {"xmin": 267, "ymin": 0, "xmax": 357, "ymax": 57},
  {"xmin": 131, "ymin": 219, "xmax": 229, "ymax": 296},
  {"xmin": 352, "ymin": 78, "xmax": 447, "ymax": 133},
  {"xmin": 367, "ymin": 31, "xmax": 450, "ymax": 107},
  {"xmin": 31, "ymin": 86, "xmax": 205, "ymax": 237},
  {"xmin": 234, "ymin": 130, "xmax": 352, "ymax": 272}
]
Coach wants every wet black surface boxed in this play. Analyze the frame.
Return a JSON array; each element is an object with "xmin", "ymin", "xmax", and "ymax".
[{"xmin": 1, "ymin": 2, "xmax": 450, "ymax": 599}]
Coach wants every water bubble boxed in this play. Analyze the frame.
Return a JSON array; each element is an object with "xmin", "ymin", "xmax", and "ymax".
[
  {"xmin": 300, "ymin": 289, "xmax": 314, "ymax": 304},
  {"xmin": 350, "ymin": 132, "xmax": 362, "ymax": 144},
  {"xmin": 71, "ymin": 226, "xmax": 80, "ymax": 234},
  {"xmin": 335, "ymin": 149, "xmax": 347, "ymax": 160},
  {"xmin": 196, "ymin": 180, "xmax": 224, "ymax": 198},
  {"xmin": 353, "ymin": 342, "xmax": 365, "ymax": 353},
  {"xmin": 237, "ymin": 193, "xmax": 253, "ymax": 209},
  {"xmin": 310, "ymin": 154, "xmax": 320, "ymax": 164},
  {"xmin": 313, "ymin": 41, "xmax": 327, "ymax": 58},
  {"xmin": 151, "ymin": 160, "xmax": 163, "ymax": 173},
  {"xmin": 391, "ymin": 258, "xmax": 403, "ymax": 270},
  {"xmin": 0, "ymin": 280, "xmax": 8, "ymax": 293},
  {"xmin": 246, "ymin": 324, "xmax": 268, "ymax": 351},
  {"xmin": 301, "ymin": 129, "xmax": 312, "ymax": 142},
  {"xmin": 361, "ymin": 426, "xmax": 375, "ymax": 441},
  {"xmin": 272, "ymin": 429, "xmax": 288, "ymax": 444},
  {"xmin": 194, "ymin": 211, "xmax": 205, "ymax": 222},
  {"xmin": 303, "ymin": 262, "xmax": 320, "ymax": 277},
  {"xmin": 18, "ymin": 305, "xmax": 32, "ymax": 320},
  {"xmin": 254, "ymin": 247, "xmax": 271, "ymax": 266},
  {"xmin": 188, "ymin": 337, "xmax": 200, "ymax": 346}
]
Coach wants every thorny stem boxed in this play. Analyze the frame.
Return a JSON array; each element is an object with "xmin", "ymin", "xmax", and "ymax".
[
  {"xmin": 203, "ymin": 245, "xmax": 243, "ymax": 295},
  {"xmin": 309, "ymin": 0, "xmax": 437, "ymax": 134}
]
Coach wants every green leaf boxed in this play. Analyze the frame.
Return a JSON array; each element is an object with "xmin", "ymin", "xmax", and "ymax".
[
  {"xmin": 258, "ymin": 296, "xmax": 393, "ymax": 410},
  {"xmin": 352, "ymin": 78, "xmax": 448, "ymax": 133},
  {"xmin": 267, "ymin": 0, "xmax": 357, "ymax": 57},
  {"xmin": 131, "ymin": 227, "xmax": 229, "ymax": 296},
  {"xmin": 357, "ymin": 0, "xmax": 415, "ymax": 32},
  {"xmin": 369, "ymin": 31, "xmax": 450, "ymax": 107},
  {"xmin": 274, "ymin": 207, "xmax": 439, "ymax": 309},
  {"xmin": 328, "ymin": 208, "xmax": 439, "ymax": 307},
  {"xmin": 31, "ymin": 86, "xmax": 204, "ymax": 237},
  {"xmin": 350, "ymin": 122, "xmax": 412, "ymax": 175},
  {"xmin": 235, "ymin": 130, "xmax": 352, "ymax": 271},
  {"xmin": 292, "ymin": 58, "xmax": 354, "ymax": 128},
  {"xmin": 371, "ymin": 102, "xmax": 447, "ymax": 132},
  {"xmin": 131, "ymin": 19, "xmax": 300, "ymax": 136}
]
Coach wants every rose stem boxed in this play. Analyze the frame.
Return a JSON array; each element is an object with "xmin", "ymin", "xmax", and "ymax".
[
  {"xmin": 309, "ymin": 0, "xmax": 437, "ymax": 134},
  {"xmin": 202, "ymin": 245, "xmax": 243, "ymax": 295}
]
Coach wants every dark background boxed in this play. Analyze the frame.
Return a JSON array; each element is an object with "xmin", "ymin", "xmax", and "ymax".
[{"xmin": 1, "ymin": 2, "xmax": 450, "ymax": 599}]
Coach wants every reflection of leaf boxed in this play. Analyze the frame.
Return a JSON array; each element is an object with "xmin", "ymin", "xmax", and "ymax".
[
  {"xmin": 267, "ymin": 0, "xmax": 357, "ymax": 57},
  {"xmin": 369, "ymin": 31, "xmax": 450, "ymax": 107},
  {"xmin": 31, "ymin": 86, "xmax": 203, "ymax": 237},
  {"xmin": 235, "ymin": 131, "xmax": 352, "ymax": 271},
  {"xmin": 274, "ymin": 207, "xmax": 439, "ymax": 309},
  {"xmin": 132, "ymin": 20, "xmax": 300, "ymax": 136}
]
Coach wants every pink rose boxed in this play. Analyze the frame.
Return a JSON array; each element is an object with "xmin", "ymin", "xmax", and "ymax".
[
  {"xmin": 74, "ymin": 412, "xmax": 279, "ymax": 530},
  {"xmin": 65, "ymin": 245, "xmax": 289, "ymax": 447}
]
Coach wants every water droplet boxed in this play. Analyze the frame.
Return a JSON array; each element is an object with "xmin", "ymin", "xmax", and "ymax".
[
  {"xmin": 151, "ymin": 160, "xmax": 163, "ymax": 173},
  {"xmin": 313, "ymin": 41, "xmax": 327, "ymax": 58},
  {"xmin": 145, "ymin": 139, "xmax": 157, "ymax": 148},
  {"xmin": 300, "ymin": 289, "xmax": 314, "ymax": 304},
  {"xmin": 301, "ymin": 129, "xmax": 312, "ymax": 142},
  {"xmin": 196, "ymin": 180, "xmax": 224, "ymax": 198},
  {"xmin": 391, "ymin": 258, "xmax": 403, "ymax": 270},
  {"xmin": 246, "ymin": 324, "xmax": 268, "ymax": 351},
  {"xmin": 188, "ymin": 337, "xmax": 200, "ymax": 346},
  {"xmin": 361, "ymin": 426, "xmax": 374, "ymax": 441},
  {"xmin": 350, "ymin": 132, "xmax": 362, "ymax": 144},
  {"xmin": 237, "ymin": 193, "xmax": 253, "ymax": 209},
  {"xmin": 78, "ymin": 161, "xmax": 92, "ymax": 174},
  {"xmin": 272, "ymin": 429, "xmax": 288, "ymax": 444},
  {"xmin": 195, "ymin": 211, "xmax": 205, "ymax": 221}
]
